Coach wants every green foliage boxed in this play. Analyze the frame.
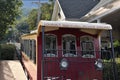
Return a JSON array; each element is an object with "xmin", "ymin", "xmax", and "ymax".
[
  {"xmin": 16, "ymin": 22, "xmax": 29, "ymax": 33},
  {"xmin": 103, "ymin": 61, "xmax": 120, "ymax": 80},
  {"xmin": 15, "ymin": 8, "xmax": 30, "ymax": 38},
  {"xmin": 117, "ymin": 63, "xmax": 120, "ymax": 79},
  {"xmin": 41, "ymin": 3, "xmax": 54, "ymax": 20},
  {"xmin": 113, "ymin": 40, "xmax": 120, "ymax": 47},
  {"xmin": 0, "ymin": 0, "xmax": 22, "ymax": 38},
  {"xmin": 27, "ymin": 9, "xmax": 38, "ymax": 30},
  {"xmin": 103, "ymin": 63, "xmax": 114, "ymax": 80},
  {"xmin": 0, "ymin": 44, "xmax": 16, "ymax": 60},
  {"xmin": 27, "ymin": 1, "xmax": 54, "ymax": 30}
]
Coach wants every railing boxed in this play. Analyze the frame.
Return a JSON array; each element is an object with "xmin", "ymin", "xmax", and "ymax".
[
  {"xmin": 101, "ymin": 50, "xmax": 118, "ymax": 80},
  {"xmin": 44, "ymin": 49, "xmax": 100, "ymax": 58}
]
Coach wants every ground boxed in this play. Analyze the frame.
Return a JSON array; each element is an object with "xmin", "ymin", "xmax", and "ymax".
[{"xmin": 0, "ymin": 60, "xmax": 27, "ymax": 80}]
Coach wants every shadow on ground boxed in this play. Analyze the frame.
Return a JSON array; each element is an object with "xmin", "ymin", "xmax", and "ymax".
[{"xmin": 0, "ymin": 61, "xmax": 15, "ymax": 80}]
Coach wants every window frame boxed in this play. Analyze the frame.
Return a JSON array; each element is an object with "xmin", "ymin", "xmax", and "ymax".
[
  {"xmin": 80, "ymin": 35, "xmax": 95, "ymax": 58},
  {"xmin": 62, "ymin": 34, "xmax": 77, "ymax": 57},
  {"xmin": 44, "ymin": 34, "xmax": 58, "ymax": 57}
]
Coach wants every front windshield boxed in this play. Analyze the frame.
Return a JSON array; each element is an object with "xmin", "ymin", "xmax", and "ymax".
[
  {"xmin": 80, "ymin": 36, "xmax": 95, "ymax": 58},
  {"xmin": 62, "ymin": 34, "xmax": 76, "ymax": 57},
  {"xmin": 44, "ymin": 34, "xmax": 57, "ymax": 57}
]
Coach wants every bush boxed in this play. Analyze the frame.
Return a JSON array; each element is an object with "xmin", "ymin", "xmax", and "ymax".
[
  {"xmin": 113, "ymin": 40, "xmax": 120, "ymax": 47},
  {"xmin": 103, "ymin": 62, "xmax": 120, "ymax": 80},
  {"xmin": 103, "ymin": 62, "xmax": 114, "ymax": 80},
  {"xmin": 0, "ymin": 44, "xmax": 16, "ymax": 60},
  {"xmin": 117, "ymin": 63, "xmax": 120, "ymax": 79}
]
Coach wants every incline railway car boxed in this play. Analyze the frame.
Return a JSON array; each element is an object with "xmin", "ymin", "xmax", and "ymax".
[{"xmin": 21, "ymin": 20, "xmax": 113, "ymax": 80}]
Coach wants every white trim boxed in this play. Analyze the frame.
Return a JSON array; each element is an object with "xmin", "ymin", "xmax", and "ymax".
[
  {"xmin": 57, "ymin": 0, "xmax": 66, "ymax": 21},
  {"xmin": 92, "ymin": 0, "xmax": 112, "ymax": 11},
  {"xmin": 88, "ymin": 0, "xmax": 120, "ymax": 22},
  {"xmin": 30, "ymin": 30, "xmax": 37, "ymax": 33},
  {"xmin": 39, "ymin": 20, "xmax": 112, "ymax": 30},
  {"xmin": 51, "ymin": 0, "xmax": 59, "ymax": 21},
  {"xmin": 51, "ymin": 0, "xmax": 66, "ymax": 21},
  {"xmin": 88, "ymin": 7, "xmax": 120, "ymax": 22}
]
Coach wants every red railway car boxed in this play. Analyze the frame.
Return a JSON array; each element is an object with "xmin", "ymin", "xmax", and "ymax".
[{"xmin": 21, "ymin": 20, "xmax": 112, "ymax": 80}]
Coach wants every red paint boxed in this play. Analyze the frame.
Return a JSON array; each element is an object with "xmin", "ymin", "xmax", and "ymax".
[
  {"xmin": 37, "ymin": 36, "xmax": 42, "ymax": 80},
  {"xmin": 37, "ymin": 28, "xmax": 102, "ymax": 80}
]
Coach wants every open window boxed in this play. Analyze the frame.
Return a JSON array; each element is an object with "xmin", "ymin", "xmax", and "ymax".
[
  {"xmin": 44, "ymin": 34, "xmax": 57, "ymax": 57},
  {"xmin": 80, "ymin": 36, "xmax": 95, "ymax": 58},
  {"xmin": 62, "ymin": 34, "xmax": 76, "ymax": 57}
]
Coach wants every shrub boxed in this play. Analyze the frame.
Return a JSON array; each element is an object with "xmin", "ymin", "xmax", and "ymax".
[
  {"xmin": 0, "ymin": 44, "xmax": 16, "ymax": 60},
  {"xmin": 103, "ymin": 62, "xmax": 120, "ymax": 80},
  {"xmin": 113, "ymin": 40, "xmax": 120, "ymax": 47},
  {"xmin": 117, "ymin": 63, "xmax": 120, "ymax": 79},
  {"xmin": 103, "ymin": 62, "xmax": 114, "ymax": 80}
]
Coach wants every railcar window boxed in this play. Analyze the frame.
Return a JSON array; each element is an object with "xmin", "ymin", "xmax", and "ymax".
[
  {"xmin": 62, "ymin": 34, "xmax": 76, "ymax": 57},
  {"xmin": 30, "ymin": 40, "xmax": 32, "ymax": 60},
  {"xmin": 28, "ymin": 40, "xmax": 31, "ymax": 57},
  {"xmin": 21, "ymin": 40, "xmax": 24, "ymax": 51},
  {"xmin": 33, "ymin": 40, "xmax": 36, "ymax": 64},
  {"xmin": 25, "ymin": 40, "xmax": 28, "ymax": 55},
  {"xmin": 22, "ymin": 39, "xmax": 36, "ymax": 64},
  {"xmin": 44, "ymin": 34, "xmax": 57, "ymax": 57},
  {"xmin": 30, "ymin": 40, "xmax": 36, "ymax": 64},
  {"xmin": 80, "ymin": 36, "xmax": 95, "ymax": 58}
]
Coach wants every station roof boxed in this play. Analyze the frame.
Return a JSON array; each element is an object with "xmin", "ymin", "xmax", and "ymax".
[
  {"xmin": 80, "ymin": 0, "xmax": 120, "ymax": 23},
  {"xmin": 58, "ymin": 0, "xmax": 100, "ymax": 20}
]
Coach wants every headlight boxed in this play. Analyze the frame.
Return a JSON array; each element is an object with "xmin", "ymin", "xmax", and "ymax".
[
  {"xmin": 95, "ymin": 59, "xmax": 103, "ymax": 70},
  {"xmin": 97, "ymin": 62, "xmax": 102, "ymax": 68},
  {"xmin": 60, "ymin": 58, "xmax": 68, "ymax": 70},
  {"xmin": 61, "ymin": 61, "xmax": 68, "ymax": 68}
]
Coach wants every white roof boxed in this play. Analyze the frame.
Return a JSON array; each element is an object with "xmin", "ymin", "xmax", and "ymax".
[
  {"xmin": 38, "ymin": 20, "xmax": 112, "ymax": 30},
  {"xmin": 22, "ymin": 20, "xmax": 112, "ymax": 37}
]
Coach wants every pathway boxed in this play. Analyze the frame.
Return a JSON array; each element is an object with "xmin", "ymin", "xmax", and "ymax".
[{"xmin": 0, "ymin": 60, "xmax": 27, "ymax": 80}]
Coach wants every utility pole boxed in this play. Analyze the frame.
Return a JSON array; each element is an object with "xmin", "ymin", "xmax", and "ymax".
[
  {"xmin": 32, "ymin": 0, "xmax": 50, "ymax": 27},
  {"xmin": 37, "ymin": 0, "xmax": 41, "ymax": 25}
]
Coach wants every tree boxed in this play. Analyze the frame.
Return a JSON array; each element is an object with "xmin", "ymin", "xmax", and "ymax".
[
  {"xmin": 27, "ymin": 0, "xmax": 54, "ymax": 30},
  {"xmin": 0, "ymin": 0, "xmax": 22, "ymax": 39},
  {"xmin": 27, "ymin": 9, "xmax": 38, "ymax": 30},
  {"xmin": 16, "ymin": 22, "xmax": 29, "ymax": 33},
  {"xmin": 40, "ymin": 2, "xmax": 54, "ymax": 20}
]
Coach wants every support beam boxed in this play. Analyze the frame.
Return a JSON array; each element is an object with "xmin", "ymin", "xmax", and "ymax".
[
  {"xmin": 42, "ymin": 26, "xmax": 45, "ymax": 80},
  {"xmin": 97, "ymin": 19, "xmax": 101, "ymax": 23},
  {"xmin": 109, "ymin": 30, "xmax": 118, "ymax": 80}
]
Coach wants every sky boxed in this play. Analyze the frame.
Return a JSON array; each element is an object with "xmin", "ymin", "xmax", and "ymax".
[
  {"xmin": 22, "ymin": 0, "xmax": 48, "ymax": 9},
  {"xmin": 21, "ymin": 0, "xmax": 49, "ymax": 16}
]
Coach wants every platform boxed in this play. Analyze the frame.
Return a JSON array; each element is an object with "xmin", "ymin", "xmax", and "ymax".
[{"xmin": 0, "ymin": 60, "xmax": 27, "ymax": 80}]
